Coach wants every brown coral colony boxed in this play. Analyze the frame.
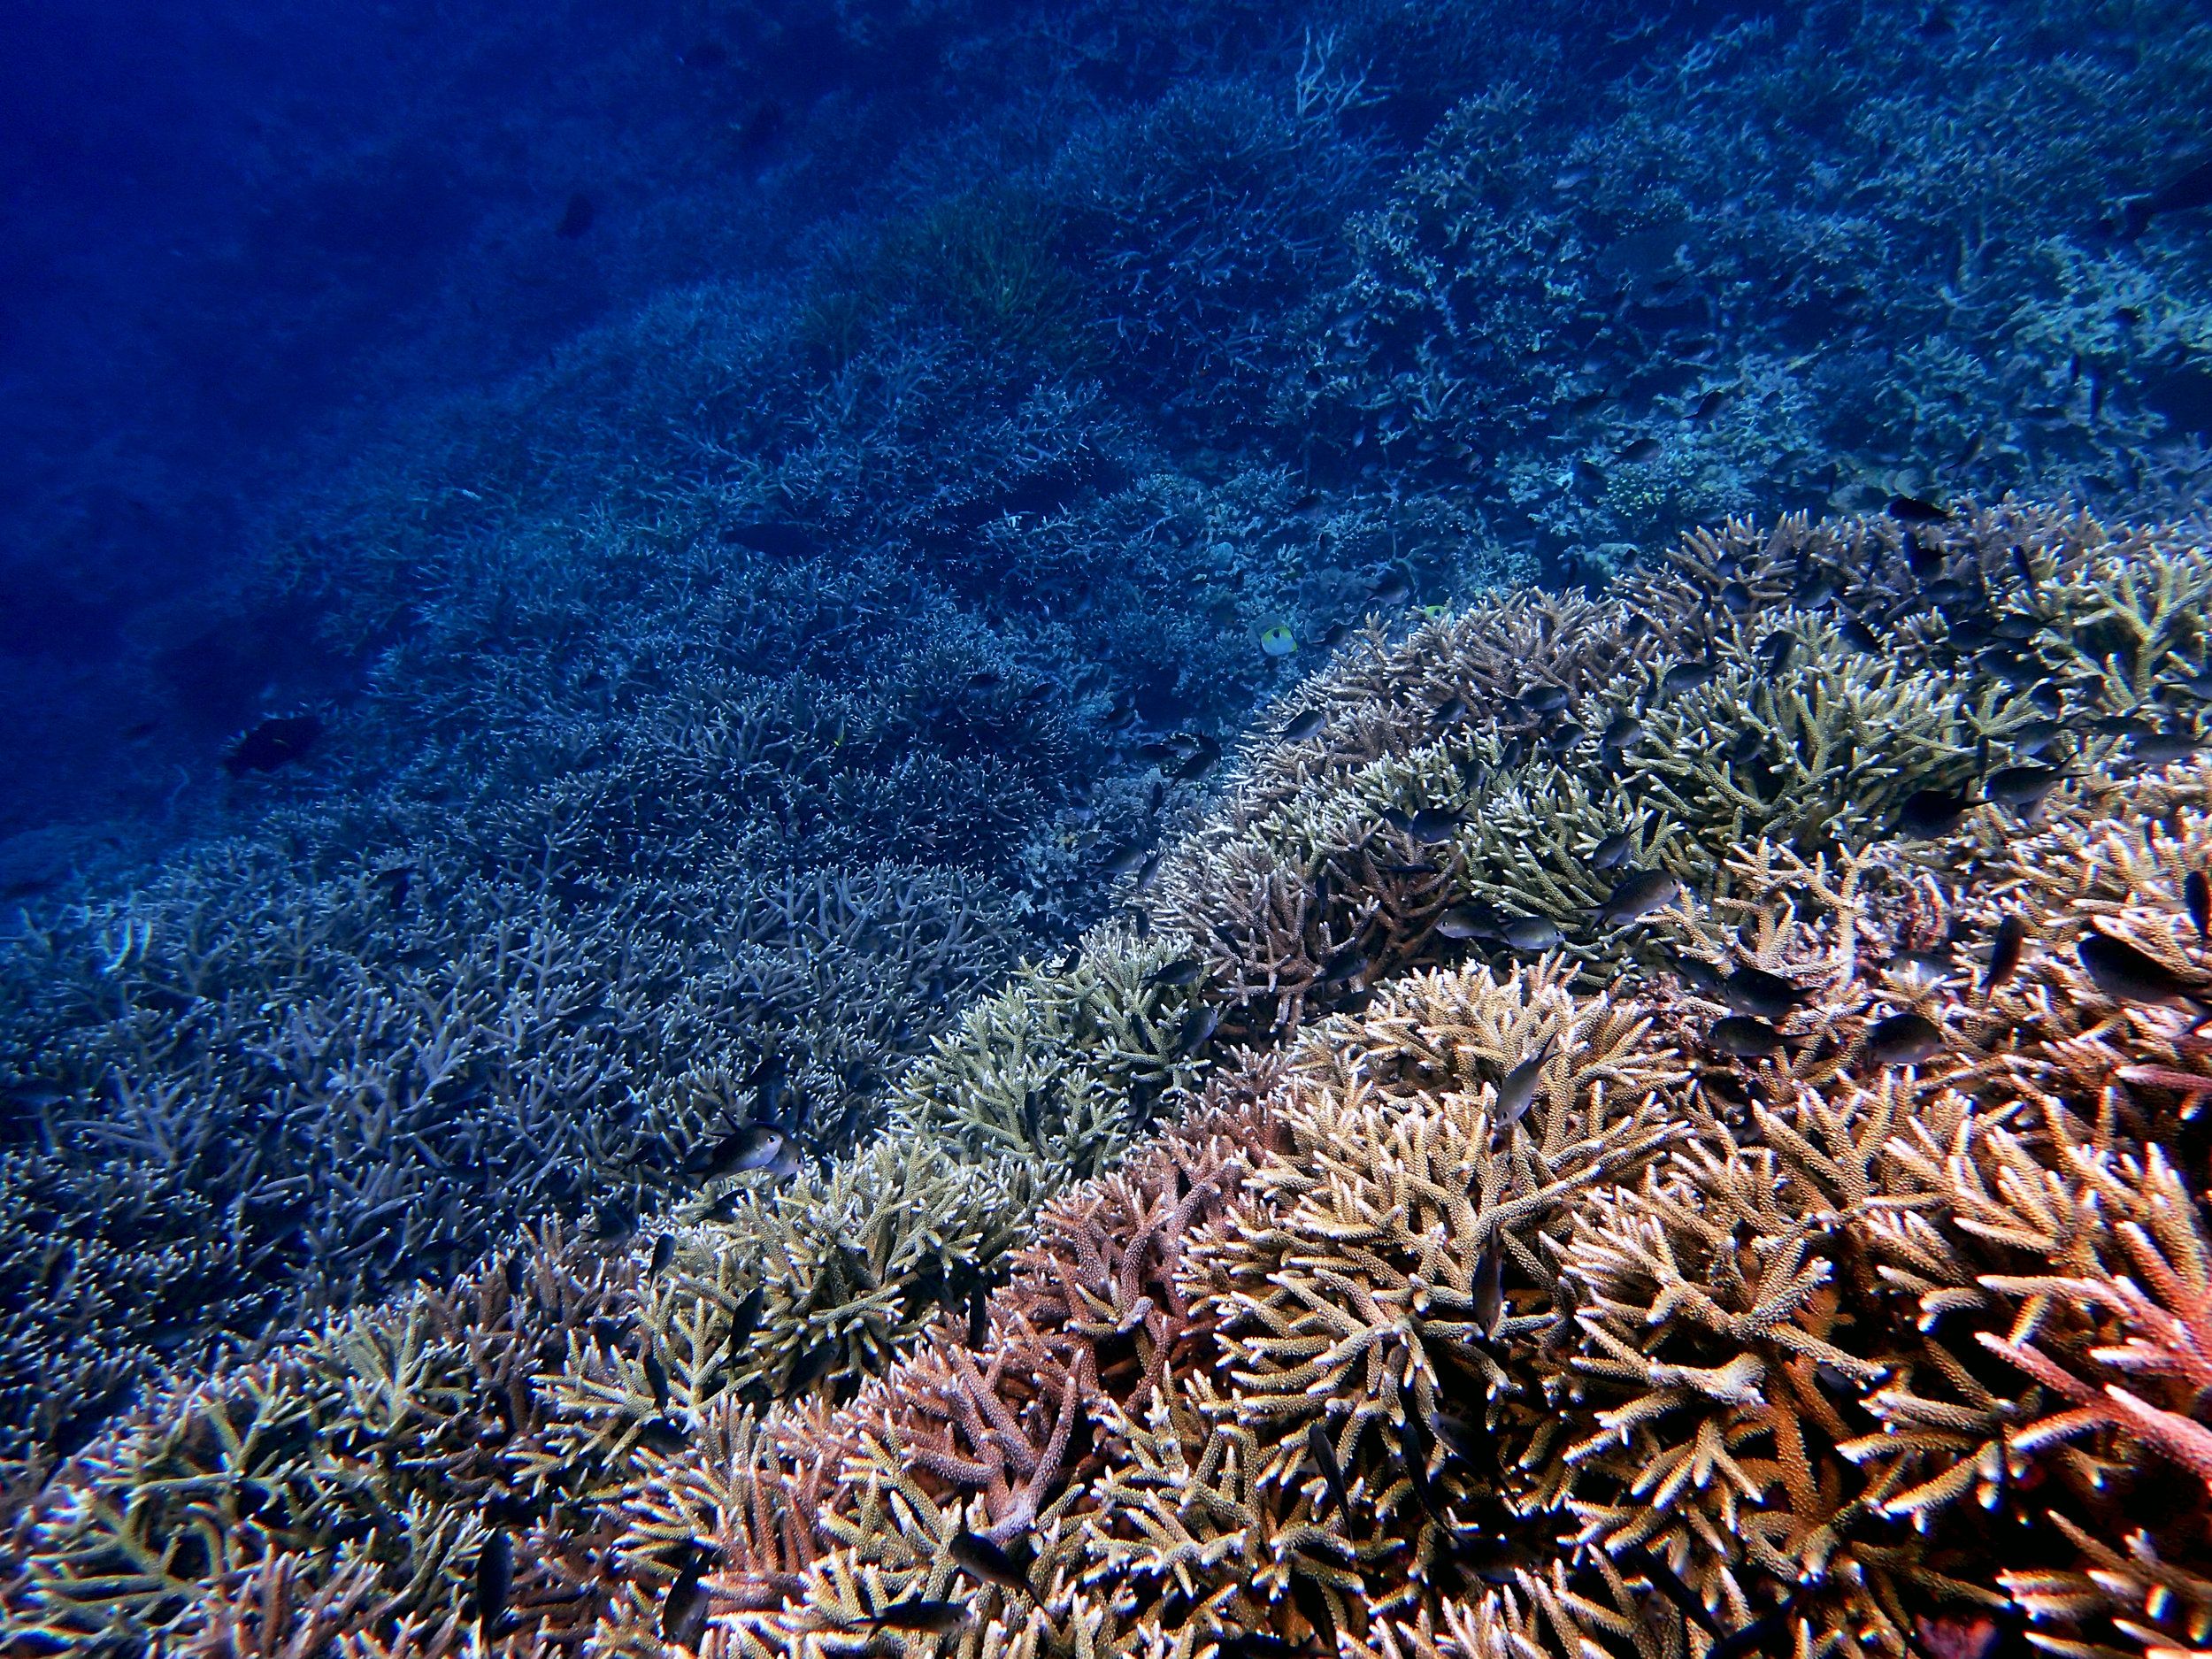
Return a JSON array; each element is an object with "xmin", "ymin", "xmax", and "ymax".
[{"xmin": 13, "ymin": 502, "xmax": 2212, "ymax": 1659}]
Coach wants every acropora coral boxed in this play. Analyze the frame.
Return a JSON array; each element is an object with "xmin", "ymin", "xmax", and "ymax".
[{"xmin": 10, "ymin": 502, "xmax": 2212, "ymax": 1659}]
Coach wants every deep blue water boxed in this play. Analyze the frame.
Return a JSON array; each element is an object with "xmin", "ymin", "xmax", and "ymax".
[{"xmin": 0, "ymin": 0, "xmax": 879, "ymax": 840}]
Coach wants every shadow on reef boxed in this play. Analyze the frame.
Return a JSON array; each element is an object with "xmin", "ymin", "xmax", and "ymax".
[{"xmin": 7, "ymin": 502, "xmax": 2212, "ymax": 1659}]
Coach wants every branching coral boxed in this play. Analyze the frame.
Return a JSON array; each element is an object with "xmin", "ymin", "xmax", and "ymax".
[
  {"xmin": 12, "ymin": 1219, "xmax": 637, "ymax": 1653},
  {"xmin": 1615, "ymin": 622, "xmax": 2032, "ymax": 860},
  {"xmin": 0, "ymin": 833, "xmax": 1035, "ymax": 1477},
  {"xmin": 889, "ymin": 933, "xmax": 1214, "ymax": 1179},
  {"xmin": 701, "ymin": 1138, "xmax": 1031, "ymax": 1406},
  {"xmin": 14, "ymin": 503, "xmax": 2212, "ymax": 1659},
  {"xmin": 1158, "ymin": 502, "xmax": 2212, "ymax": 1043}
]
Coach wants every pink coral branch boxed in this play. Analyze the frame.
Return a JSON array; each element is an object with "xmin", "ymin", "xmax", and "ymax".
[{"xmin": 2097, "ymin": 1383, "xmax": 2212, "ymax": 1486}]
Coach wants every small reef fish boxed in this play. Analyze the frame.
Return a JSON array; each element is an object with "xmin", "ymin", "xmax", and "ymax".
[
  {"xmin": 1671, "ymin": 954, "xmax": 1728, "ymax": 999},
  {"xmin": 741, "ymin": 1053, "xmax": 790, "ymax": 1124},
  {"xmin": 2132, "ymin": 730, "xmax": 2200, "ymax": 765},
  {"xmin": 787, "ymin": 1342, "xmax": 838, "ymax": 1393},
  {"xmin": 1470, "ymin": 1233, "xmax": 1506, "ymax": 1339},
  {"xmin": 1493, "ymin": 1034, "xmax": 1558, "ymax": 1126},
  {"xmin": 1175, "ymin": 734, "xmax": 1222, "ymax": 780},
  {"xmin": 967, "ymin": 1281, "xmax": 989, "ymax": 1349},
  {"xmin": 1790, "ymin": 571, "xmax": 1834, "ymax": 610},
  {"xmin": 1394, "ymin": 1412, "xmax": 1446, "ymax": 1525},
  {"xmin": 1722, "ymin": 967, "xmax": 1803, "ymax": 1022},
  {"xmin": 1704, "ymin": 1592, "xmax": 1805, "ymax": 1659},
  {"xmin": 1837, "ymin": 618, "xmax": 1883, "ymax": 653},
  {"xmin": 1101, "ymin": 840, "xmax": 1151, "ymax": 878},
  {"xmin": 1984, "ymin": 764, "xmax": 2066, "ymax": 817},
  {"xmin": 725, "ymin": 1286, "xmax": 765, "ymax": 1361},
  {"xmin": 1893, "ymin": 788, "xmax": 1975, "ymax": 839},
  {"xmin": 1321, "ymin": 942, "xmax": 1370, "ymax": 985},
  {"xmin": 1448, "ymin": 1531, "xmax": 1543, "ymax": 1586},
  {"xmin": 2119, "ymin": 155, "xmax": 2212, "ymax": 236},
  {"xmin": 1891, "ymin": 949, "xmax": 1955, "ymax": 990},
  {"xmin": 1289, "ymin": 1578, "xmax": 1338, "ymax": 1656},
  {"xmin": 949, "ymin": 1529, "xmax": 1031, "ymax": 1594},
  {"xmin": 1617, "ymin": 1547, "xmax": 1721, "ymax": 1636},
  {"xmin": 2078, "ymin": 930, "xmax": 2212, "ymax": 1009},
  {"xmin": 1176, "ymin": 1003, "xmax": 1221, "ymax": 1056},
  {"xmin": 1209, "ymin": 1634, "xmax": 1306, "ymax": 1659},
  {"xmin": 695, "ymin": 1125, "xmax": 790, "ymax": 1179},
  {"xmin": 223, "ymin": 713, "xmax": 324, "ymax": 777},
  {"xmin": 1594, "ymin": 870, "xmax": 1678, "ymax": 926},
  {"xmin": 663, "ymin": 1561, "xmax": 711, "ymax": 1646},
  {"xmin": 1981, "ymin": 915, "xmax": 2027, "ymax": 995},
  {"xmin": 1502, "ymin": 917, "xmax": 1561, "ymax": 951},
  {"xmin": 1306, "ymin": 1420, "xmax": 1351, "ymax": 1518},
  {"xmin": 1709, "ymin": 1016, "xmax": 1782, "ymax": 1057},
  {"xmin": 1863, "ymin": 1012, "xmax": 1945, "ymax": 1066},
  {"xmin": 557, "ymin": 192, "xmax": 596, "ymax": 238},
  {"xmin": 864, "ymin": 1598, "xmax": 970, "ymax": 1633},
  {"xmin": 1436, "ymin": 903, "xmax": 1502, "ymax": 941},
  {"xmin": 475, "ymin": 1527, "xmax": 513, "ymax": 1633}
]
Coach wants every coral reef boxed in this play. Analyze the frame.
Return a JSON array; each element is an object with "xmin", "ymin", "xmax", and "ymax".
[
  {"xmin": 888, "ymin": 932, "xmax": 1220, "ymax": 1182},
  {"xmin": 19, "ymin": 0, "xmax": 2212, "ymax": 1646},
  {"xmin": 15, "ymin": 502, "xmax": 2212, "ymax": 1659},
  {"xmin": 1157, "ymin": 501, "xmax": 2212, "ymax": 1037},
  {"xmin": 0, "ymin": 682, "xmax": 1043, "ymax": 1473}
]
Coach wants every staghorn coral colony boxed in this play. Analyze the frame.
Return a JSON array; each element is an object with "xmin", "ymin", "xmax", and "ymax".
[{"xmin": 10, "ymin": 501, "xmax": 2212, "ymax": 1659}]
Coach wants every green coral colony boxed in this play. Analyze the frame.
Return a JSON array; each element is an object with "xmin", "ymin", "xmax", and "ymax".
[{"xmin": 11, "ymin": 502, "xmax": 2212, "ymax": 1659}]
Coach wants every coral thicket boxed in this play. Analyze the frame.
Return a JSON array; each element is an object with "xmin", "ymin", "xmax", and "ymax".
[{"xmin": 11, "ymin": 502, "xmax": 2212, "ymax": 1659}]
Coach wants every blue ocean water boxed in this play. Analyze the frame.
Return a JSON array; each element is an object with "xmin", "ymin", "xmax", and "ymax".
[{"xmin": 2, "ymin": 0, "xmax": 2211, "ymax": 1649}]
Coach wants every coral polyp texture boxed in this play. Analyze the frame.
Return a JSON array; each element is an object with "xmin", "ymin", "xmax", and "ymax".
[{"xmin": 11, "ymin": 502, "xmax": 2212, "ymax": 1659}]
